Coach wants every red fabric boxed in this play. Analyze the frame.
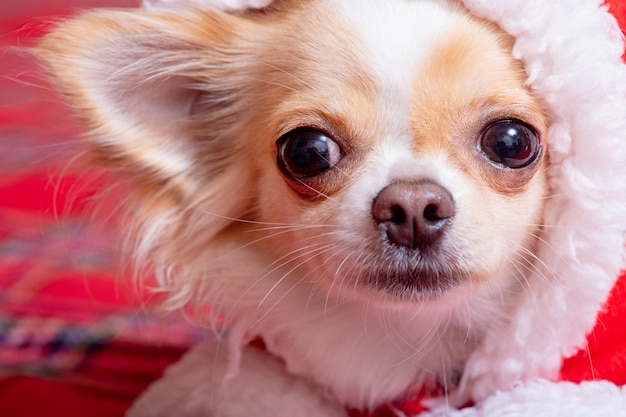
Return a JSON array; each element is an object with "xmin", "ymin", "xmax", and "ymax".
[
  {"xmin": 607, "ymin": 0, "xmax": 626, "ymax": 42},
  {"xmin": 0, "ymin": 377, "xmax": 129, "ymax": 417},
  {"xmin": 561, "ymin": 271, "xmax": 626, "ymax": 385},
  {"xmin": 0, "ymin": 3, "xmax": 203, "ymax": 416}
]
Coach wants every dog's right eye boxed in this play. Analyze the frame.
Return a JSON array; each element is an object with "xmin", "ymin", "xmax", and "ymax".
[{"xmin": 277, "ymin": 128, "xmax": 343, "ymax": 178}]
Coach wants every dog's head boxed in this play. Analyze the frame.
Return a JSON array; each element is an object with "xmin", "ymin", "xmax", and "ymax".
[{"xmin": 37, "ymin": 0, "xmax": 548, "ymax": 309}]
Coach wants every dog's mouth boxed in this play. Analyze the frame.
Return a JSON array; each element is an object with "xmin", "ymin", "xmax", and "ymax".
[
  {"xmin": 364, "ymin": 267, "xmax": 464, "ymax": 301},
  {"xmin": 360, "ymin": 267, "xmax": 463, "ymax": 301},
  {"xmin": 364, "ymin": 271, "xmax": 462, "ymax": 301},
  {"xmin": 330, "ymin": 239, "xmax": 469, "ymax": 302}
]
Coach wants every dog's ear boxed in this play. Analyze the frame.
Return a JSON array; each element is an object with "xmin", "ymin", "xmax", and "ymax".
[
  {"xmin": 36, "ymin": 9, "xmax": 261, "ymax": 296},
  {"xmin": 36, "ymin": 8, "xmax": 254, "ymax": 183}
]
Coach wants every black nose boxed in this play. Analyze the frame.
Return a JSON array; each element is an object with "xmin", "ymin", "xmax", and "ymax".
[{"xmin": 372, "ymin": 181, "xmax": 455, "ymax": 249}]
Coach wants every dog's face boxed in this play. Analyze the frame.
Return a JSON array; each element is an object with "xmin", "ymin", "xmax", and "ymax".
[{"xmin": 37, "ymin": 0, "xmax": 547, "ymax": 308}]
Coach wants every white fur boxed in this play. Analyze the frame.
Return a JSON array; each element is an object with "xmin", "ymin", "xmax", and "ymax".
[
  {"xmin": 128, "ymin": 341, "xmax": 348, "ymax": 417},
  {"xmin": 332, "ymin": 0, "xmax": 460, "ymax": 132},
  {"xmin": 425, "ymin": 380, "xmax": 626, "ymax": 417}
]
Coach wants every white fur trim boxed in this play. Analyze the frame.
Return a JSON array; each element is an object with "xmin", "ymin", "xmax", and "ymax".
[
  {"xmin": 455, "ymin": 0, "xmax": 626, "ymax": 403},
  {"xmin": 424, "ymin": 380, "xmax": 626, "ymax": 417}
]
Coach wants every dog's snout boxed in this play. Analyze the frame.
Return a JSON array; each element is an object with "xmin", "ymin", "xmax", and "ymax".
[{"xmin": 372, "ymin": 181, "xmax": 454, "ymax": 249}]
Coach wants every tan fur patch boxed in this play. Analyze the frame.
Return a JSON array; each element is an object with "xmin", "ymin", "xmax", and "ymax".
[{"xmin": 411, "ymin": 17, "xmax": 547, "ymax": 195}]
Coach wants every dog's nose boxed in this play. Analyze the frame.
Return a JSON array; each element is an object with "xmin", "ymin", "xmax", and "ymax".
[{"xmin": 372, "ymin": 181, "xmax": 454, "ymax": 249}]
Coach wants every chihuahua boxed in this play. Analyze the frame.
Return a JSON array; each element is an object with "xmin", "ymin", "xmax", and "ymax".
[{"xmin": 37, "ymin": 0, "xmax": 548, "ymax": 415}]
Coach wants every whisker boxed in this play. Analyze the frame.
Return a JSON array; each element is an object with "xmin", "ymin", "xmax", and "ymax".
[
  {"xmin": 323, "ymin": 247, "xmax": 359, "ymax": 314},
  {"xmin": 188, "ymin": 218, "xmax": 342, "ymax": 275},
  {"xmin": 304, "ymin": 245, "xmax": 356, "ymax": 313},
  {"xmin": 257, "ymin": 242, "xmax": 336, "ymax": 307},
  {"xmin": 222, "ymin": 238, "xmax": 332, "ymax": 320},
  {"xmin": 492, "ymin": 221, "xmax": 591, "ymax": 230},
  {"xmin": 504, "ymin": 232, "xmax": 560, "ymax": 287},
  {"xmin": 307, "ymin": 147, "xmax": 357, "ymax": 184},
  {"xmin": 251, "ymin": 244, "xmax": 340, "ymax": 327},
  {"xmin": 391, "ymin": 313, "xmax": 444, "ymax": 368},
  {"xmin": 193, "ymin": 207, "xmax": 324, "ymax": 228},
  {"xmin": 508, "ymin": 254, "xmax": 538, "ymax": 301},
  {"xmin": 251, "ymin": 223, "xmax": 334, "ymax": 233},
  {"xmin": 291, "ymin": 176, "xmax": 342, "ymax": 204}
]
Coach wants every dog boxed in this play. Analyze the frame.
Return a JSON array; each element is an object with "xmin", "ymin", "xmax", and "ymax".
[{"xmin": 36, "ymin": 0, "xmax": 554, "ymax": 415}]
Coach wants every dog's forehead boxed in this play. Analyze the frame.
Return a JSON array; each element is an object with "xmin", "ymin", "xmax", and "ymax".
[
  {"xmin": 268, "ymin": 1, "xmax": 473, "ymax": 141},
  {"xmin": 273, "ymin": 0, "xmax": 525, "ymax": 154},
  {"xmin": 327, "ymin": 1, "xmax": 460, "ymax": 135},
  {"xmin": 330, "ymin": 0, "xmax": 462, "ymax": 88}
]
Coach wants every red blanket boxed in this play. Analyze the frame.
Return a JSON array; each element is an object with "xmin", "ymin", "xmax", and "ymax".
[{"xmin": 1, "ymin": 3, "xmax": 205, "ymax": 415}]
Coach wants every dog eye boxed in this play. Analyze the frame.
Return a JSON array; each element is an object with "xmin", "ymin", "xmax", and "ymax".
[
  {"xmin": 277, "ymin": 128, "xmax": 342, "ymax": 178},
  {"xmin": 479, "ymin": 119, "xmax": 541, "ymax": 168}
]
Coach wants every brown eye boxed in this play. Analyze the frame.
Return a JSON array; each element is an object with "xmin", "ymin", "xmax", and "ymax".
[
  {"xmin": 277, "ymin": 128, "xmax": 342, "ymax": 178},
  {"xmin": 479, "ymin": 119, "xmax": 541, "ymax": 168}
]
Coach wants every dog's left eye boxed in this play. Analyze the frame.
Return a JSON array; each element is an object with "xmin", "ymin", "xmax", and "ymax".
[
  {"xmin": 479, "ymin": 119, "xmax": 541, "ymax": 169},
  {"xmin": 277, "ymin": 128, "xmax": 342, "ymax": 178}
]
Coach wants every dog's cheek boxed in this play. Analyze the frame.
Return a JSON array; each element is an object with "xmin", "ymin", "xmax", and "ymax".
[
  {"xmin": 254, "ymin": 165, "xmax": 335, "ymax": 236},
  {"xmin": 456, "ymin": 167, "xmax": 548, "ymax": 286}
]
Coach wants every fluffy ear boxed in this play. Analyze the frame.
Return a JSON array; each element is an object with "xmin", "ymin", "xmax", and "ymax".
[
  {"xmin": 36, "ymin": 8, "xmax": 253, "ymax": 183},
  {"xmin": 36, "ymin": 8, "xmax": 261, "ymax": 303}
]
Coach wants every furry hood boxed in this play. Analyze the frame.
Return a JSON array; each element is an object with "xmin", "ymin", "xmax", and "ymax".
[
  {"xmin": 445, "ymin": 0, "xmax": 626, "ymax": 402},
  {"xmin": 143, "ymin": 0, "xmax": 626, "ymax": 407}
]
